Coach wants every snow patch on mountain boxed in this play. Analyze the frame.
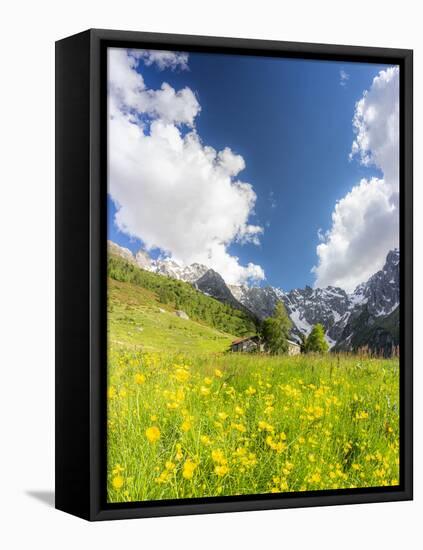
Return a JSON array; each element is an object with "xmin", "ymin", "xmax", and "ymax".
[
  {"xmin": 109, "ymin": 241, "xmax": 210, "ymax": 284},
  {"xmin": 227, "ymin": 249, "xmax": 399, "ymax": 348},
  {"xmin": 108, "ymin": 241, "xmax": 137, "ymax": 265},
  {"xmin": 289, "ymin": 308, "xmax": 313, "ymax": 336},
  {"xmin": 108, "ymin": 240, "xmax": 399, "ymax": 350}
]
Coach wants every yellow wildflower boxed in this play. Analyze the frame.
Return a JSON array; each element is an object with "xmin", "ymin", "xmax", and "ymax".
[
  {"xmin": 265, "ymin": 435, "xmax": 287, "ymax": 453},
  {"xmin": 112, "ymin": 475, "xmax": 124, "ymax": 490},
  {"xmin": 231, "ymin": 423, "xmax": 247, "ymax": 433},
  {"xmin": 182, "ymin": 459, "xmax": 197, "ymax": 480},
  {"xmin": 309, "ymin": 472, "xmax": 321, "ymax": 484},
  {"xmin": 155, "ymin": 470, "xmax": 171, "ymax": 484},
  {"xmin": 211, "ymin": 449, "xmax": 226, "ymax": 464},
  {"xmin": 174, "ymin": 368, "xmax": 190, "ymax": 383},
  {"xmin": 200, "ymin": 435, "xmax": 212, "ymax": 446},
  {"xmin": 258, "ymin": 420, "xmax": 274, "ymax": 432},
  {"xmin": 175, "ymin": 443, "xmax": 183, "ymax": 461},
  {"xmin": 134, "ymin": 373, "xmax": 146, "ymax": 385},
  {"xmin": 181, "ymin": 419, "xmax": 192, "ymax": 432},
  {"xmin": 145, "ymin": 426, "xmax": 161, "ymax": 443},
  {"xmin": 214, "ymin": 464, "xmax": 229, "ymax": 477},
  {"xmin": 112, "ymin": 464, "xmax": 124, "ymax": 475},
  {"xmin": 108, "ymin": 386, "xmax": 116, "ymax": 399}
]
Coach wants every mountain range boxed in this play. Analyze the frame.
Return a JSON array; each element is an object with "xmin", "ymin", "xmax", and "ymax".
[{"xmin": 108, "ymin": 240, "xmax": 399, "ymax": 355}]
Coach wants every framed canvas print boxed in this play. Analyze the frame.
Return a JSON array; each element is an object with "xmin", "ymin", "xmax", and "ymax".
[{"xmin": 55, "ymin": 29, "xmax": 413, "ymax": 521}]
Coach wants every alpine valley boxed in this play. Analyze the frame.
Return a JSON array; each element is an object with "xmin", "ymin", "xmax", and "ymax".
[{"xmin": 108, "ymin": 241, "xmax": 400, "ymax": 356}]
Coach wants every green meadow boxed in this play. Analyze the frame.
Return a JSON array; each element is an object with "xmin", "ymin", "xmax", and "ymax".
[
  {"xmin": 108, "ymin": 278, "xmax": 236, "ymax": 354},
  {"xmin": 107, "ymin": 257, "xmax": 400, "ymax": 502}
]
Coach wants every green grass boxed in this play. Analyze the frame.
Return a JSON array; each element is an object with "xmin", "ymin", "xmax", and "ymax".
[
  {"xmin": 107, "ymin": 348, "xmax": 399, "ymax": 502},
  {"xmin": 108, "ymin": 278, "xmax": 237, "ymax": 353},
  {"xmin": 108, "ymin": 255, "xmax": 257, "ymax": 337},
  {"xmin": 107, "ymin": 258, "xmax": 400, "ymax": 503}
]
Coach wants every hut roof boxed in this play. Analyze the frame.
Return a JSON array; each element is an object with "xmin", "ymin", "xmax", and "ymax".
[
  {"xmin": 287, "ymin": 339, "xmax": 301, "ymax": 346},
  {"xmin": 231, "ymin": 335, "xmax": 259, "ymax": 345}
]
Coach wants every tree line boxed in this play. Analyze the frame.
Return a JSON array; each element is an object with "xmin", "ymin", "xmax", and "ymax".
[{"xmin": 108, "ymin": 256, "xmax": 257, "ymax": 337}]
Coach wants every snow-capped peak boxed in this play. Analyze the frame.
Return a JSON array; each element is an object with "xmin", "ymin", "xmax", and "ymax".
[
  {"xmin": 109, "ymin": 242, "xmax": 210, "ymax": 284},
  {"xmin": 109, "ymin": 240, "xmax": 399, "ymax": 351}
]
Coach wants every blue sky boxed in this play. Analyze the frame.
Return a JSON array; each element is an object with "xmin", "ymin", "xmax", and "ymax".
[{"xmin": 108, "ymin": 50, "xmax": 396, "ymax": 291}]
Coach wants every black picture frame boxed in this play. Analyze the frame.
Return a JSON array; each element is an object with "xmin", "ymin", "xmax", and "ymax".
[{"xmin": 55, "ymin": 28, "xmax": 413, "ymax": 521}]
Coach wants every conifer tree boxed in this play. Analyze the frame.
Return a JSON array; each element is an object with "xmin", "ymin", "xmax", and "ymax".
[
  {"xmin": 304, "ymin": 323, "xmax": 329, "ymax": 353},
  {"xmin": 261, "ymin": 302, "xmax": 292, "ymax": 354}
]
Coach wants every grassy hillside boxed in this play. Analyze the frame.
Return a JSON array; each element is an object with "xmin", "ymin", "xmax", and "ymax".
[
  {"xmin": 108, "ymin": 278, "xmax": 238, "ymax": 354},
  {"xmin": 108, "ymin": 255, "xmax": 257, "ymax": 338}
]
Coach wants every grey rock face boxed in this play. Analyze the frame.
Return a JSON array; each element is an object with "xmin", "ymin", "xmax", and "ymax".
[
  {"xmin": 108, "ymin": 240, "xmax": 137, "ymax": 265},
  {"xmin": 228, "ymin": 284, "xmax": 351, "ymax": 344},
  {"xmin": 228, "ymin": 249, "xmax": 399, "ymax": 349},
  {"xmin": 281, "ymin": 286, "xmax": 351, "ymax": 344},
  {"xmin": 108, "ymin": 240, "xmax": 399, "ymax": 351},
  {"xmin": 350, "ymin": 248, "xmax": 399, "ymax": 317},
  {"xmin": 134, "ymin": 248, "xmax": 209, "ymax": 284},
  {"xmin": 195, "ymin": 269, "xmax": 247, "ymax": 311},
  {"xmin": 152, "ymin": 258, "xmax": 184, "ymax": 279},
  {"xmin": 229, "ymin": 285, "xmax": 281, "ymax": 321},
  {"xmin": 135, "ymin": 249, "xmax": 152, "ymax": 270},
  {"xmin": 179, "ymin": 263, "xmax": 209, "ymax": 284},
  {"xmin": 334, "ymin": 250, "xmax": 400, "ymax": 352}
]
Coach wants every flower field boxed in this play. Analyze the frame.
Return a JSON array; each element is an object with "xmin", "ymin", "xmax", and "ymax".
[{"xmin": 107, "ymin": 348, "xmax": 399, "ymax": 502}]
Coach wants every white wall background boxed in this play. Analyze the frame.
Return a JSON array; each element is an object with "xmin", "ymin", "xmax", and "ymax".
[{"xmin": 0, "ymin": 1, "xmax": 420, "ymax": 548}]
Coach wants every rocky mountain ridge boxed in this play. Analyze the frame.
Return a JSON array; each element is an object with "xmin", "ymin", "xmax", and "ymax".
[{"xmin": 108, "ymin": 240, "xmax": 399, "ymax": 353}]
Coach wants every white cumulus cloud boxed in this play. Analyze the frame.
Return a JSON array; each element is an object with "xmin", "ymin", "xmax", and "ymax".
[
  {"xmin": 108, "ymin": 49, "xmax": 200, "ymax": 126},
  {"xmin": 130, "ymin": 49, "xmax": 189, "ymax": 71},
  {"xmin": 108, "ymin": 48, "xmax": 265, "ymax": 285},
  {"xmin": 313, "ymin": 66, "xmax": 399, "ymax": 292},
  {"xmin": 350, "ymin": 66, "xmax": 399, "ymax": 185}
]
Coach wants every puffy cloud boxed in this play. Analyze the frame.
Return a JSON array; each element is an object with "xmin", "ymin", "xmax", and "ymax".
[
  {"xmin": 133, "ymin": 83, "xmax": 200, "ymax": 127},
  {"xmin": 108, "ymin": 49, "xmax": 200, "ymax": 126},
  {"xmin": 313, "ymin": 178, "xmax": 398, "ymax": 291},
  {"xmin": 130, "ymin": 49, "xmax": 189, "ymax": 71},
  {"xmin": 108, "ymin": 49, "xmax": 146, "ymax": 110},
  {"xmin": 108, "ymin": 48, "xmax": 264, "ymax": 285},
  {"xmin": 351, "ymin": 66, "xmax": 399, "ymax": 185},
  {"xmin": 313, "ymin": 66, "xmax": 399, "ymax": 292}
]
